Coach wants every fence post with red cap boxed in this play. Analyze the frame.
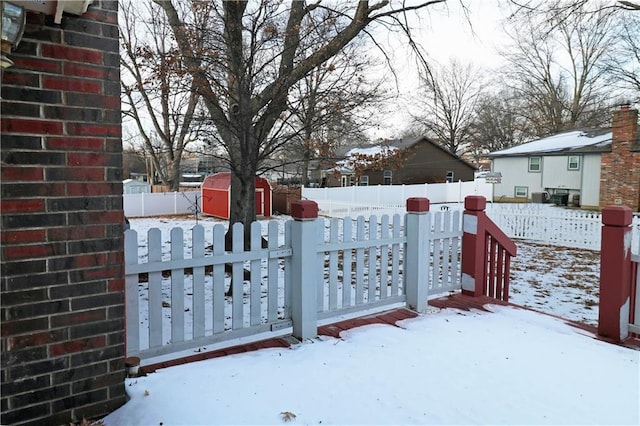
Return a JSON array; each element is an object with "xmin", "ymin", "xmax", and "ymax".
[
  {"xmin": 598, "ymin": 205, "xmax": 633, "ymax": 341},
  {"xmin": 404, "ymin": 197, "xmax": 431, "ymax": 312},
  {"xmin": 290, "ymin": 200, "xmax": 320, "ymax": 341},
  {"xmin": 461, "ymin": 195, "xmax": 487, "ymax": 297}
]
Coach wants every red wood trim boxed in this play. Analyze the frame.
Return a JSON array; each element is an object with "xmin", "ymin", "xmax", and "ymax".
[{"xmin": 483, "ymin": 217, "xmax": 517, "ymax": 257}]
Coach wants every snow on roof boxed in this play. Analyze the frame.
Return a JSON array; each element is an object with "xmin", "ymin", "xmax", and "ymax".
[
  {"xmin": 344, "ymin": 145, "xmax": 397, "ymax": 157},
  {"xmin": 490, "ymin": 129, "xmax": 612, "ymax": 156},
  {"xmin": 123, "ymin": 179, "xmax": 149, "ymax": 185}
]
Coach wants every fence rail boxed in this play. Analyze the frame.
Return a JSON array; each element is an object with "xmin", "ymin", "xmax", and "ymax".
[{"xmin": 125, "ymin": 204, "xmax": 467, "ymax": 361}]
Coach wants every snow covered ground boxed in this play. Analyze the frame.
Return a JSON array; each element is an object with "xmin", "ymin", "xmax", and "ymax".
[
  {"xmin": 509, "ymin": 240, "xmax": 600, "ymax": 326},
  {"xmin": 104, "ymin": 305, "xmax": 639, "ymax": 425},
  {"xmin": 103, "ymin": 213, "xmax": 639, "ymax": 425}
]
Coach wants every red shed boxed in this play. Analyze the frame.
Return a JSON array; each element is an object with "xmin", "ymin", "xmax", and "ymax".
[{"xmin": 201, "ymin": 172, "xmax": 272, "ymax": 219}]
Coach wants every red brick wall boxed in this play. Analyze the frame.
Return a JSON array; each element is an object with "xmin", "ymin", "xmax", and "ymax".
[
  {"xmin": 0, "ymin": 1, "xmax": 125, "ymax": 424},
  {"xmin": 599, "ymin": 106, "xmax": 640, "ymax": 211}
]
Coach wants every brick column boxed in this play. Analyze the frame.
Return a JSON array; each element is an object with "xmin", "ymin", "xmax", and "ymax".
[
  {"xmin": 1, "ymin": 2, "xmax": 125, "ymax": 424},
  {"xmin": 289, "ymin": 200, "xmax": 319, "ymax": 340},
  {"xmin": 461, "ymin": 196, "xmax": 487, "ymax": 297},
  {"xmin": 598, "ymin": 206, "xmax": 633, "ymax": 341},
  {"xmin": 404, "ymin": 197, "xmax": 430, "ymax": 312}
]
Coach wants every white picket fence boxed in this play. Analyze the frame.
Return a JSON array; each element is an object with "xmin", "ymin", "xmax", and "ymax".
[
  {"xmin": 124, "ymin": 191, "xmax": 199, "ymax": 217},
  {"xmin": 486, "ymin": 203, "xmax": 640, "ymax": 251},
  {"xmin": 125, "ymin": 210, "xmax": 462, "ymax": 361}
]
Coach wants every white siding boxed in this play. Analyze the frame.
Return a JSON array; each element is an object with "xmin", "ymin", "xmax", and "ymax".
[
  {"xmin": 123, "ymin": 180, "xmax": 151, "ymax": 195},
  {"xmin": 492, "ymin": 157, "xmax": 543, "ymax": 199},
  {"xmin": 580, "ymin": 154, "xmax": 601, "ymax": 207},
  {"xmin": 541, "ymin": 156, "xmax": 582, "ymax": 190}
]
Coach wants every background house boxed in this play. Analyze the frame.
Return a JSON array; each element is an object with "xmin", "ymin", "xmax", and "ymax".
[
  {"xmin": 488, "ymin": 106, "xmax": 639, "ymax": 210},
  {"xmin": 123, "ymin": 178, "xmax": 151, "ymax": 194},
  {"xmin": 489, "ymin": 129, "xmax": 611, "ymax": 207},
  {"xmin": 321, "ymin": 136, "xmax": 476, "ymax": 187}
]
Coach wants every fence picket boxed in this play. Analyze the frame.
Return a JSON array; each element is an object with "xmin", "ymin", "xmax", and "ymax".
[
  {"xmin": 355, "ymin": 217, "xmax": 365, "ymax": 305},
  {"xmin": 316, "ymin": 219, "xmax": 324, "ymax": 311},
  {"xmin": 442, "ymin": 212, "xmax": 452, "ymax": 288},
  {"xmin": 368, "ymin": 216, "xmax": 378, "ymax": 302},
  {"xmin": 250, "ymin": 222, "xmax": 262, "ymax": 327},
  {"xmin": 342, "ymin": 218, "xmax": 353, "ymax": 307},
  {"xmin": 380, "ymin": 215, "xmax": 390, "ymax": 299},
  {"xmin": 148, "ymin": 228, "xmax": 163, "ymax": 348},
  {"xmin": 231, "ymin": 222, "xmax": 244, "ymax": 330},
  {"xmin": 192, "ymin": 225, "xmax": 205, "ymax": 339},
  {"xmin": 432, "ymin": 213, "xmax": 442, "ymax": 292},
  {"xmin": 267, "ymin": 221, "xmax": 279, "ymax": 323},
  {"xmin": 170, "ymin": 228, "xmax": 185, "ymax": 344},
  {"xmin": 391, "ymin": 214, "xmax": 401, "ymax": 296},
  {"xmin": 328, "ymin": 218, "xmax": 339, "ymax": 310},
  {"xmin": 212, "ymin": 225, "xmax": 225, "ymax": 334}
]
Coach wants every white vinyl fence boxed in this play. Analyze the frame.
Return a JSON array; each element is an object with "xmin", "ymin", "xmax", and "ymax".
[
  {"xmin": 124, "ymin": 191, "xmax": 200, "ymax": 217},
  {"xmin": 486, "ymin": 203, "xmax": 640, "ymax": 251},
  {"xmin": 125, "ymin": 209, "xmax": 462, "ymax": 361},
  {"xmin": 303, "ymin": 180, "xmax": 493, "ymax": 218}
]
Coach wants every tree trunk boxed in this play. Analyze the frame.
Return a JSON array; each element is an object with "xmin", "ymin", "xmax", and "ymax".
[
  {"xmin": 301, "ymin": 149, "xmax": 310, "ymax": 187},
  {"xmin": 168, "ymin": 160, "xmax": 181, "ymax": 192}
]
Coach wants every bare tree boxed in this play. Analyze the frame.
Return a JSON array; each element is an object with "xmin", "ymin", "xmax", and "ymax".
[
  {"xmin": 411, "ymin": 59, "xmax": 485, "ymax": 155},
  {"xmin": 152, "ymin": 0, "xmax": 446, "ymax": 242},
  {"xmin": 469, "ymin": 89, "xmax": 533, "ymax": 160},
  {"xmin": 507, "ymin": 0, "xmax": 639, "ymax": 18},
  {"xmin": 284, "ymin": 35, "xmax": 388, "ymax": 186},
  {"xmin": 120, "ymin": 0, "xmax": 202, "ymax": 191},
  {"xmin": 605, "ymin": 11, "xmax": 640, "ymax": 98},
  {"xmin": 501, "ymin": 3, "xmax": 615, "ymax": 136}
]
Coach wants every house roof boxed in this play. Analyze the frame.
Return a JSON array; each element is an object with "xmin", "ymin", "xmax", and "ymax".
[
  {"xmin": 332, "ymin": 136, "xmax": 477, "ymax": 172},
  {"xmin": 489, "ymin": 128, "xmax": 612, "ymax": 157}
]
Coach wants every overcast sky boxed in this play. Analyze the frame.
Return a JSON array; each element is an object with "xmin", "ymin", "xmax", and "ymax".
[{"xmin": 367, "ymin": 0, "xmax": 513, "ymax": 139}]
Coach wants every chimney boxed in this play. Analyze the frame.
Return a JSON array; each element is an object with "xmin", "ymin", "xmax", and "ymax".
[
  {"xmin": 612, "ymin": 105, "xmax": 638, "ymax": 149},
  {"xmin": 600, "ymin": 106, "xmax": 640, "ymax": 211}
]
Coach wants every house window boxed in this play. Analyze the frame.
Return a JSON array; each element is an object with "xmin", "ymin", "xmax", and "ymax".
[
  {"xmin": 383, "ymin": 170, "xmax": 392, "ymax": 185},
  {"xmin": 568, "ymin": 155, "xmax": 580, "ymax": 171},
  {"xmin": 515, "ymin": 186, "xmax": 528, "ymax": 198},
  {"xmin": 528, "ymin": 156, "xmax": 541, "ymax": 172},
  {"xmin": 445, "ymin": 171, "xmax": 454, "ymax": 183},
  {"xmin": 360, "ymin": 175, "xmax": 369, "ymax": 186}
]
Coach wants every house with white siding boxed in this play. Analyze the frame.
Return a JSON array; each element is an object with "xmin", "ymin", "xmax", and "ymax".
[{"xmin": 488, "ymin": 129, "xmax": 612, "ymax": 208}]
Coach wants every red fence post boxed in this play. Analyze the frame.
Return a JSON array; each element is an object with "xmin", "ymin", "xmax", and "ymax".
[
  {"xmin": 461, "ymin": 195, "xmax": 487, "ymax": 297},
  {"xmin": 598, "ymin": 205, "xmax": 633, "ymax": 341}
]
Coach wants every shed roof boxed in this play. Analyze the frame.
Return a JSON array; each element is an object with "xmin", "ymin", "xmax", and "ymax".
[
  {"xmin": 202, "ymin": 172, "xmax": 272, "ymax": 190},
  {"xmin": 489, "ymin": 128, "xmax": 612, "ymax": 157}
]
